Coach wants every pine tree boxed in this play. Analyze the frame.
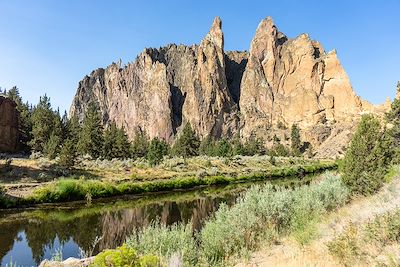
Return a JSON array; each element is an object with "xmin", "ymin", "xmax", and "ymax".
[
  {"xmin": 243, "ymin": 137, "xmax": 265, "ymax": 156},
  {"xmin": 29, "ymin": 95, "xmax": 55, "ymax": 152},
  {"xmin": 43, "ymin": 132, "xmax": 61, "ymax": 159},
  {"xmin": 231, "ymin": 137, "xmax": 245, "ymax": 156},
  {"xmin": 216, "ymin": 138, "xmax": 232, "ymax": 157},
  {"xmin": 199, "ymin": 137, "xmax": 216, "ymax": 156},
  {"xmin": 77, "ymin": 104, "xmax": 104, "ymax": 158},
  {"xmin": 114, "ymin": 126, "xmax": 130, "ymax": 158},
  {"xmin": 102, "ymin": 122, "xmax": 119, "ymax": 160},
  {"xmin": 342, "ymin": 114, "xmax": 389, "ymax": 195},
  {"xmin": 66, "ymin": 114, "xmax": 81, "ymax": 142},
  {"xmin": 130, "ymin": 129, "xmax": 149, "ymax": 158},
  {"xmin": 147, "ymin": 137, "xmax": 169, "ymax": 166},
  {"xmin": 290, "ymin": 124, "xmax": 302, "ymax": 156},
  {"xmin": 171, "ymin": 123, "xmax": 200, "ymax": 157},
  {"xmin": 58, "ymin": 138, "xmax": 76, "ymax": 169}
]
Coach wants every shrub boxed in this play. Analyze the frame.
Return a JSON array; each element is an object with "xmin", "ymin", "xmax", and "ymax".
[
  {"xmin": 126, "ymin": 223, "xmax": 197, "ymax": 266},
  {"xmin": 200, "ymin": 173, "xmax": 349, "ymax": 263},
  {"xmin": 91, "ymin": 244, "xmax": 159, "ymax": 267}
]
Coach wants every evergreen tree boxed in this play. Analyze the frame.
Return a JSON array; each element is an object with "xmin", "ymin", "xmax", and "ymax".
[
  {"xmin": 43, "ymin": 132, "xmax": 61, "ymax": 159},
  {"xmin": 171, "ymin": 123, "xmax": 200, "ymax": 157},
  {"xmin": 130, "ymin": 129, "xmax": 149, "ymax": 158},
  {"xmin": 199, "ymin": 137, "xmax": 216, "ymax": 156},
  {"xmin": 102, "ymin": 122, "xmax": 119, "ymax": 160},
  {"xmin": 29, "ymin": 95, "xmax": 55, "ymax": 152},
  {"xmin": 216, "ymin": 138, "xmax": 232, "ymax": 157},
  {"xmin": 231, "ymin": 137, "xmax": 245, "ymax": 156},
  {"xmin": 243, "ymin": 137, "xmax": 265, "ymax": 156},
  {"xmin": 66, "ymin": 114, "xmax": 81, "ymax": 142},
  {"xmin": 290, "ymin": 124, "xmax": 302, "ymax": 156},
  {"xmin": 102, "ymin": 122, "xmax": 130, "ymax": 159},
  {"xmin": 270, "ymin": 134, "xmax": 289, "ymax": 157},
  {"xmin": 115, "ymin": 126, "xmax": 130, "ymax": 158},
  {"xmin": 386, "ymin": 81, "xmax": 400, "ymax": 163},
  {"xmin": 77, "ymin": 104, "xmax": 104, "ymax": 158},
  {"xmin": 342, "ymin": 114, "xmax": 390, "ymax": 195},
  {"xmin": 147, "ymin": 137, "xmax": 169, "ymax": 166},
  {"xmin": 58, "ymin": 138, "xmax": 76, "ymax": 169}
]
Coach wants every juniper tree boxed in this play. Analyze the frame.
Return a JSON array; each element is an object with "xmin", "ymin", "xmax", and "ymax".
[
  {"xmin": 342, "ymin": 114, "xmax": 390, "ymax": 195},
  {"xmin": 386, "ymin": 81, "xmax": 400, "ymax": 163},
  {"xmin": 290, "ymin": 124, "xmax": 302, "ymax": 156}
]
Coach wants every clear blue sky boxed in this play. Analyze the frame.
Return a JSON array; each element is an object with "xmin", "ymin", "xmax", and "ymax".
[{"xmin": 1, "ymin": 0, "xmax": 399, "ymax": 113}]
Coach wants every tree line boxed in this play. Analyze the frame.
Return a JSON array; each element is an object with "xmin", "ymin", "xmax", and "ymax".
[{"xmin": 1, "ymin": 86, "xmax": 305, "ymax": 168}]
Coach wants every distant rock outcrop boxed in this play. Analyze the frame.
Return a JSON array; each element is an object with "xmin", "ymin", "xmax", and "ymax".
[
  {"xmin": 70, "ymin": 16, "xmax": 389, "ymax": 157},
  {"xmin": 0, "ymin": 96, "xmax": 19, "ymax": 152}
]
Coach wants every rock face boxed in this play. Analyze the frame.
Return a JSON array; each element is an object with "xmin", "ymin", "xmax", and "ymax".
[
  {"xmin": 0, "ymin": 96, "xmax": 19, "ymax": 152},
  {"xmin": 70, "ymin": 16, "xmax": 388, "ymax": 153},
  {"xmin": 71, "ymin": 17, "xmax": 238, "ymax": 140},
  {"xmin": 239, "ymin": 17, "xmax": 365, "ymax": 138}
]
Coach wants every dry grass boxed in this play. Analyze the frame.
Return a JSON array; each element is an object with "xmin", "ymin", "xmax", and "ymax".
[{"xmin": 235, "ymin": 167, "xmax": 400, "ymax": 267}]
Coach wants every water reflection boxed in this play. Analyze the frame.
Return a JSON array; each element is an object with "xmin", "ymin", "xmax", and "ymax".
[
  {"xmin": 0, "ymin": 188, "xmax": 236, "ymax": 266},
  {"xmin": 0, "ymin": 174, "xmax": 315, "ymax": 266}
]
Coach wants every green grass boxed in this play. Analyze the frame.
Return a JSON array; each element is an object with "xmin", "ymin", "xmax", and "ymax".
[{"xmin": 0, "ymin": 161, "xmax": 337, "ymax": 208}]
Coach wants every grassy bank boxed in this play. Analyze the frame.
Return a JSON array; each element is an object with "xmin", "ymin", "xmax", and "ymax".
[
  {"xmin": 14, "ymin": 161, "xmax": 335, "ymax": 207},
  {"xmin": 93, "ymin": 173, "xmax": 348, "ymax": 266}
]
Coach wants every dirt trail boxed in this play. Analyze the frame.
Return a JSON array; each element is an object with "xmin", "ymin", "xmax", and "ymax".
[{"xmin": 236, "ymin": 175, "xmax": 400, "ymax": 267}]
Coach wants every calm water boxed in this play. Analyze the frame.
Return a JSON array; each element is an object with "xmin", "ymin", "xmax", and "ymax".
[{"xmin": 0, "ymin": 175, "xmax": 314, "ymax": 266}]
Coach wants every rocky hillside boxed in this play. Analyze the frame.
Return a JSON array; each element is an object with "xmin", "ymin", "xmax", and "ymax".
[
  {"xmin": 0, "ymin": 96, "xmax": 19, "ymax": 152},
  {"xmin": 70, "ymin": 16, "xmax": 389, "ymax": 156}
]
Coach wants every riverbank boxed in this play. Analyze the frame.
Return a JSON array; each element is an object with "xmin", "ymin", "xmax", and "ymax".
[{"xmin": 0, "ymin": 156, "xmax": 337, "ymax": 209}]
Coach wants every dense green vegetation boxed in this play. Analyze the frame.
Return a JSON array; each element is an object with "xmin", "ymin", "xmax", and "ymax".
[{"xmin": 91, "ymin": 244, "xmax": 159, "ymax": 267}]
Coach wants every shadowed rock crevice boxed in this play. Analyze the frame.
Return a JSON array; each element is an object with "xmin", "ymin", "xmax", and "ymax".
[
  {"xmin": 224, "ymin": 51, "xmax": 248, "ymax": 107},
  {"xmin": 170, "ymin": 85, "xmax": 186, "ymax": 134}
]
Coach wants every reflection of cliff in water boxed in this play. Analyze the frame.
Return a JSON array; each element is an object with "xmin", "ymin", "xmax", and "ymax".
[
  {"xmin": 0, "ymin": 193, "xmax": 235, "ymax": 264},
  {"xmin": 97, "ymin": 196, "xmax": 230, "ymax": 251}
]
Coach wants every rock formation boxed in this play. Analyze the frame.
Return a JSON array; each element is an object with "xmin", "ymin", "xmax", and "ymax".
[
  {"xmin": 0, "ymin": 96, "xmax": 19, "ymax": 152},
  {"xmin": 70, "ymin": 16, "xmax": 389, "ymax": 155}
]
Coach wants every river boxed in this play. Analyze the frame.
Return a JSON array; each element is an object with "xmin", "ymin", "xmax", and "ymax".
[{"xmin": 0, "ymin": 174, "xmax": 316, "ymax": 266}]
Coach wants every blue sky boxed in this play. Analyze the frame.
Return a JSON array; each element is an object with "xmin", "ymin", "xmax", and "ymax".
[{"xmin": 0, "ymin": 0, "xmax": 399, "ymax": 113}]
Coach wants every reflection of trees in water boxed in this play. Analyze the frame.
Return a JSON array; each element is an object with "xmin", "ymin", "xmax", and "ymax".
[{"xmin": 0, "ymin": 194, "xmax": 236, "ymax": 263}]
